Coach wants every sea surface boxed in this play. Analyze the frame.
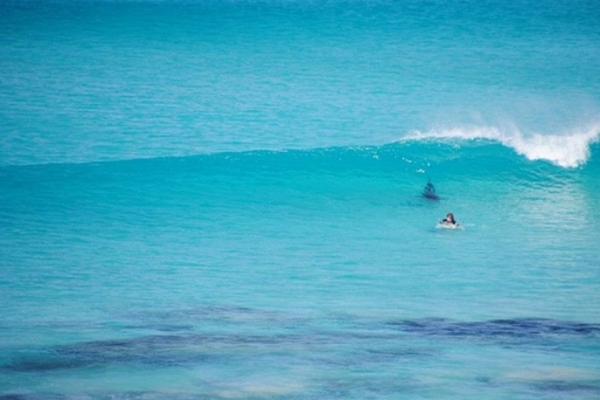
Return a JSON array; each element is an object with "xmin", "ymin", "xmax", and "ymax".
[{"xmin": 1, "ymin": 0, "xmax": 600, "ymax": 399}]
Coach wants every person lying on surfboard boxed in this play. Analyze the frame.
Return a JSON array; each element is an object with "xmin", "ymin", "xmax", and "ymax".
[{"xmin": 440, "ymin": 212, "xmax": 457, "ymax": 226}]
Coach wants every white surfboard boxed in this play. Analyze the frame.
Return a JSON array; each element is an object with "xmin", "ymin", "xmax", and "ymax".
[{"xmin": 436, "ymin": 222, "xmax": 464, "ymax": 230}]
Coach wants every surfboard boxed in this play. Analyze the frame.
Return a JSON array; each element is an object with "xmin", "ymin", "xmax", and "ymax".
[{"xmin": 436, "ymin": 222, "xmax": 464, "ymax": 230}]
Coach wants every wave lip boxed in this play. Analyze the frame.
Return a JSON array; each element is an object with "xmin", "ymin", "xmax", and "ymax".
[{"xmin": 405, "ymin": 124, "xmax": 600, "ymax": 168}]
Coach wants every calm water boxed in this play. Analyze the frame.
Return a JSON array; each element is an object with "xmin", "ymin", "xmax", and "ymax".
[{"xmin": 1, "ymin": 0, "xmax": 599, "ymax": 398}]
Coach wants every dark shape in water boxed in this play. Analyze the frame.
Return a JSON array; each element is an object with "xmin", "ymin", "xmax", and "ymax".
[
  {"xmin": 422, "ymin": 180, "xmax": 439, "ymax": 200},
  {"xmin": 4, "ymin": 315, "xmax": 599, "ymax": 375},
  {"xmin": 390, "ymin": 318, "xmax": 600, "ymax": 339},
  {"xmin": 2, "ymin": 332, "xmax": 299, "ymax": 373}
]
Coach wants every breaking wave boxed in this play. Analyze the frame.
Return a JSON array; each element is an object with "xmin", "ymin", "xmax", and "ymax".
[{"xmin": 405, "ymin": 124, "xmax": 600, "ymax": 168}]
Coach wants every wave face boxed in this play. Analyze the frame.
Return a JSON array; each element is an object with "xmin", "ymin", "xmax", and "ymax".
[{"xmin": 1, "ymin": 0, "xmax": 600, "ymax": 398}]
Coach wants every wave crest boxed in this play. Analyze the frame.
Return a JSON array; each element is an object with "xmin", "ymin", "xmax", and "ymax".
[{"xmin": 405, "ymin": 124, "xmax": 600, "ymax": 168}]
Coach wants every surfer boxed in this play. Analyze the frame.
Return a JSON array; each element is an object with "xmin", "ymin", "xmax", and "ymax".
[
  {"xmin": 423, "ymin": 180, "xmax": 439, "ymax": 200},
  {"xmin": 440, "ymin": 212, "xmax": 457, "ymax": 226}
]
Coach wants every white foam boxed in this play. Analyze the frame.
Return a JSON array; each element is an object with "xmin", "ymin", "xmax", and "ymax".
[{"xmin": 405, "ymin": 124, "xmax": 600, "ymax": 168}]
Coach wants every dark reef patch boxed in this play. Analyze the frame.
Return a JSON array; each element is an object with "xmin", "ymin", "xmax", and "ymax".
[{"xmin": 389, "ymin": 318, "xmax": 600, "ymax": 339}]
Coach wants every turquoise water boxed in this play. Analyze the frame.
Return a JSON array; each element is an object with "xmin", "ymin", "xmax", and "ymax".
[{"xmin": 1, "ymin": 1, "xmax": 600, "ymax": 398}]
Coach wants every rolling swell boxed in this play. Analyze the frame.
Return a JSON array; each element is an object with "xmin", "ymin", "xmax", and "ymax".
[
  {"xmin": 2, "ymin": 138, "xmax": 598, "ymax": 177},
  {"xmin": 1, "ymin": 140, "xmax": 597, "ymax": 236}
]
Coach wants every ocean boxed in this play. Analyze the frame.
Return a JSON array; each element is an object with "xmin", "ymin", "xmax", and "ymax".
[{"xmin": 1, "ymin": 0, "xmax": 599, "ymax": 398}]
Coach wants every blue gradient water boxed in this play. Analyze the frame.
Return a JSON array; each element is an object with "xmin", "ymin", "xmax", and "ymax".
[{"xmin": 1, "ymin": 1, "xmax": 600, "ymax": 398}]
